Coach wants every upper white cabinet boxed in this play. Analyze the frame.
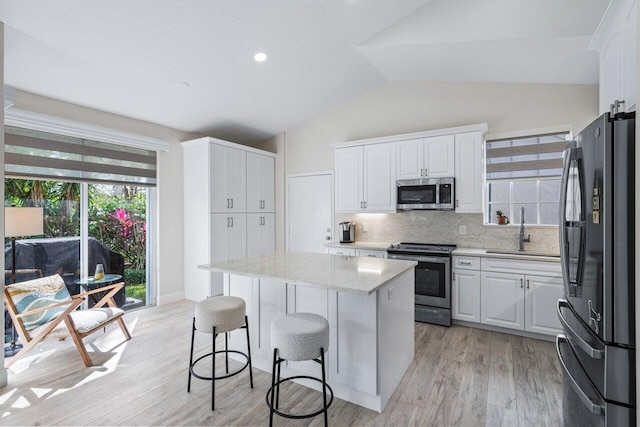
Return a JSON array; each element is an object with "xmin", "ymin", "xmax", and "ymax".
[
  {"xmin": 335, "ymin": 143, "xmax": 396, "ymax": 213},
  {"xmin": 396, "ymin": 135, "xmax": 455, "ymax": 179},
  {"xmin": 182, "ymin": 137, "xmax": 276, "ymax": 301},
  {"xmin": 334, "ymin": 124, "xmax": 487, "ymax": 214},
  {"xmin": 246, "ymin": 152, "xmax": 275, "ymax": 213},
  {"xmin": 590, "ymin": 0, "xmax": 637, "ymax": 114},
  {"xmin": 210, "ymin": 144, "xmax": 246, "ymax": 213},
  {"xmin": 454, "ymin": 131, "xmax": 483, "ymax": 213}
]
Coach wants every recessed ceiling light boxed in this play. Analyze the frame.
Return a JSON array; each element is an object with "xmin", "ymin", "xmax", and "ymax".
[
  {"xmin": 254, "ymin": 52, "xmax": 268, "ymax": 62},
  {"xmin": 177, "ymin": 82, "xmax": 191, "ymax": 89}
]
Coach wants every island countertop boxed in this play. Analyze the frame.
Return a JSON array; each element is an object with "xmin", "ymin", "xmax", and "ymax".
[{"xmin": 198, "ymin": 251, "xmax": 417, "ymax": 295}]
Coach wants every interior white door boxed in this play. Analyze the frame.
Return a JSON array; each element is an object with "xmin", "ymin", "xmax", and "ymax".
[{"xmin": 288, "ymin": 173, "xmax": 333, "ymax": 253}]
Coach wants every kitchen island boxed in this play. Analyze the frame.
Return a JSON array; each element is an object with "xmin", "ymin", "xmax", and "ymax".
[{"xmin": 199, "ymin": 251, "xmax": 416, "ymax": 413}]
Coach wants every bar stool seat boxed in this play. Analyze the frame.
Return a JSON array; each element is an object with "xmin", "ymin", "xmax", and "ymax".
[
  {"xmin": 267, "ymin": 312, "xmax": 333, "ymax": 427},
  {"xmin": 188, "ymin": 296, "xmax": 253, "ymax": 411}
]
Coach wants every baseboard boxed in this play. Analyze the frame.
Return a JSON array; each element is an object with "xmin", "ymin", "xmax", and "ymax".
[
  {"xmin": 156, "ymin": 290, "xmax": 184, "ymax": 306},
  {"xmin": 452, "ymin": 319, "xmax": 556, "ymax": 342},
  {"xmin": 0, "ymin": 367, "xmax": 7, "ymax": 388}
]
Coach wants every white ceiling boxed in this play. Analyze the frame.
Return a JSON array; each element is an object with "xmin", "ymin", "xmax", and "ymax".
[{"xmin": 0, "ymin": 0, "xmax": 609, "ymax": 144}]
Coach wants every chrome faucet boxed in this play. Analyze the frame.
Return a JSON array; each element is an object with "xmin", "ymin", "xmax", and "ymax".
[{"xmin": 519, "ymin": 206, "xmax": 531, "ymax": 251}]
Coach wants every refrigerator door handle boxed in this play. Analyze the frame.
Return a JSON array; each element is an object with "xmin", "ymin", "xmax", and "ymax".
[
  {"xmin": 557, "ymin": 299, "xmax": 604, "ymax": 359},
  {"xmin": 556, "ymin": 335, "xmax": 605, "ymax": 415},
  {"xmin": 559, "ymin": 142, "xmax": 575, "ymax": 289}
]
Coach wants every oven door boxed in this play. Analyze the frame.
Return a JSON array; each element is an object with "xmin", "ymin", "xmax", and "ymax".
[
  {"xmin": 388, "ymin": 253, "xmax": 450, "ymax": 308},
  {"xmin": 396, "ymin": 179, "xmax": 439, "ymax": 210}
]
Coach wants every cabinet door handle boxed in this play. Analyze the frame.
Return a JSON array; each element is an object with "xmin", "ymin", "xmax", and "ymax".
[
  {"xmin": 226, "ymin": 198, "xmax": 230, "ymax": 208},
  {"xmin": 460, "ymin": 261, "xmax": 471, "ymax": 265},
  {"xmin": 230, "ymin": 217, "xmax": 234, "ymax": 227},
  {"xmin": 456, "ymin": 199, "xmax": 459, "ymax": 208},
  {"xmin": 230, "ymin": 198, "xmax": 233, "ymax": 209},
  {"xmin": 527, "ymin": 279, "xmax": 530, "ymax": 289},
  {"xmin": 520, "ymin": 278, "xmax": 523, "ymax": 288},
  {"xmin": 226, "ymin": 217, "xmax": 229, "ymax": 227},
  {"xmin": 452, "ymin": 272, "xmax": 455, "ymax": 281},
  {"xmin": 425, "ymin": 169, "xmax": 428, "ymax": 176},
  {"xmin": 364, "ymin": 201, "xmax": 367, "ymax": 209}
]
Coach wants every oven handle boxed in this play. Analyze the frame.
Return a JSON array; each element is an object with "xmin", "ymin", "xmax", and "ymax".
[
  {"xmin": 556, "ymin": 334, "xmax": 604, "ymax": 415},
  {"xmin": 387, "ymin": 254, "xmax": 450, "ymax": 264},
  {"xmin": 557, "ymin": 299, "xmax": 604, "ymax": 359}
]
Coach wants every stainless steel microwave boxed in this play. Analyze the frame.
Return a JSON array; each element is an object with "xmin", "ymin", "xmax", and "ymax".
[{"xmin": 396, "ymin": 178, "xmax": 455, "ymax": 210}]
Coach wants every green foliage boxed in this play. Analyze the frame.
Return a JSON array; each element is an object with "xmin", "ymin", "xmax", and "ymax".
[
  {"xmin": 125, "ymin": 283, "xmax": 147, "ymax": 301},
  {"xmin": 124, "ymin": 268, "xmax": 146, "ymax": 287}
]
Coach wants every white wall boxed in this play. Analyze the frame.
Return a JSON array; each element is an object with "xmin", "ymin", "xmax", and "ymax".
[
  {"xmin": 255, "ymin": 81, "xmax": 599, "ymax": 250},
  {"xmin": 10, "ymin": 90, "xmax": 201, "ymax": 306},
  {"xmin": 1, "ymin": 21, "xmax": 7, "ymax": 388}
]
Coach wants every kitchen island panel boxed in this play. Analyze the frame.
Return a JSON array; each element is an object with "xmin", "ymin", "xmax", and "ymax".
[{"xmin": 220, "ymin": 267, "xmax": 414, "ymax": 413}]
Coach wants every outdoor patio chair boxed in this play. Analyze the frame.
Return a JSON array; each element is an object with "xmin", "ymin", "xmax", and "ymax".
[{"xmin": 4, "ymin": 274, "xmax": 131, "ymax": 368}]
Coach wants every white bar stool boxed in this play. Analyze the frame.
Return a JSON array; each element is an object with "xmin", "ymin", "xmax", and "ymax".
[
  {"xmin": 266, "ymin": 312, "xmax": 333, "ymax": 427},
  {"xmin": 187, "ymin": 296, "xmax": 253, "ymax": 410}
]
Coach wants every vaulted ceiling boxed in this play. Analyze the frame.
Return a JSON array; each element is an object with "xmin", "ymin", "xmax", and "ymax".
[{"xmin": 0, "ymin": 0, "xmax": 609, "ymax": 143}]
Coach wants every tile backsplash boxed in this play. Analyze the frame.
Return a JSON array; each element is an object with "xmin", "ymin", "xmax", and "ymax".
[{"xmin": 336, "ymin": 211, "xmax": 559, "ymax": 253}]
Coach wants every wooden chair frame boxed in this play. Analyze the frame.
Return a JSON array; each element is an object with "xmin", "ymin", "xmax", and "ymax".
[{"xmin": 4, "ymin": 281, "xmax": 131, "ymax": 368}]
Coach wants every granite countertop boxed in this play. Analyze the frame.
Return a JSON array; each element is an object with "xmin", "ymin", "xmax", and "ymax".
[
  {"xmin": 453, "ymin": 248, "xmax": 561, "ymax": 263},
  {"xmin": 324, "ymin": 241, "xmax": 391, "ymax": 250},
  {"xmin": 199, "ymin": 251, "xmax": 417, "ymax": 295}
]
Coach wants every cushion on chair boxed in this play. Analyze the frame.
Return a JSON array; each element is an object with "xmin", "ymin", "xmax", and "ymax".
[
  {"xmin": 271, "ymin": 313, "xmax": 329, "ymax": 362},
  {"xmin": 29, "ymin": 307, "xmax": 125, "ymax": 339},
  {"xmin": 195, "ymin": 296, "xmax": 246, "ymax": 334},
  {"xmin": 6, "ymin": 274, "xmax": 72, "ymax": 331}
]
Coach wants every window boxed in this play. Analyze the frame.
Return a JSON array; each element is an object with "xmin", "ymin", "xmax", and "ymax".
[{"xmin": 485, "ymin": 131, "xmax": 570, "ymax": 225}]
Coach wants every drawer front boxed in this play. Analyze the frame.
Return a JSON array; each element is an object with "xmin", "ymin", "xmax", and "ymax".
[
  {"xmin": 452, "ymin": 256, "xmax": 480, "ymax": 270},
  {"xmin": 357, "ymin": 249, "xmax": 386, "ymax": 258},
  {"xmin": 326, "ymin": 247, "xmax": 356, "ymax": 256},
  {"xmin": 481, "ymin": 257, "xmax": 561, "ymax": 276}
]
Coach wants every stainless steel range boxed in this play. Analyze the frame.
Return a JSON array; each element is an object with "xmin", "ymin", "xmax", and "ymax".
[{"xmin": 387, "ymin": 242, "xmax": 456, "ymax": 326}]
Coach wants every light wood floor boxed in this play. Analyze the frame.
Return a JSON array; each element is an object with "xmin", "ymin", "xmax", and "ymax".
[{"xmin": 1, "ymin": 300, "xmax": 562, "ymax": 426}]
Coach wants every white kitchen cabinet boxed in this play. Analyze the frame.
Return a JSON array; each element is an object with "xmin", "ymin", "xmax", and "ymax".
[
  {"xmin": 356, "ymin": 249, "xmax": 386, "ymax": 258},
  {"xmin": 481, "ymin": 271, "xmax": 525, "ymax": 330},
  {"xmin": 246, "ymin": 152, "xmax": 275, "ymax": 213},
  {"xmin": 183, "ymin": 137, "xmax": 275, "ymax": 301},
  {"xmin": 524, "ymin": 274, "xmax": 564, "ymax": 335},
  {"xmin": 454, "ymin": 131, "xmax": 483, "ymax": 213},
  {"xmin": 452, "ymin": 268, "xmax": 481, "ymax": 323},
  {"xmin": 590, "ymin": 0, "xmax": 637, "ymax": 114},
  {"xmin": 211, "ymin": 213, "xmax": 247, "ymax": 262},
  {"xmin": 326, "ymin": 247, "xmax": 356, "ymax": 256},
  {"xmin": 247, "ymin": 213, "xmax": 275, "ymax": 256},
  {"xmin": 477, "ymin": 259, "xmax": 563, "ymax": 336},
  {"xmin": 210, "ymin": 144, "xmax": 246, "ymax": 213},
  {"xmin": 363, "ymin": 143, "xmax": 396, "ymax": 212},
  {"xmin": 396, "ymin": 136, "xmax": 454, "ymax": 179},
  {"xmin": 335, "ymin": 143, "xmax": 396, "ymax": 213}
]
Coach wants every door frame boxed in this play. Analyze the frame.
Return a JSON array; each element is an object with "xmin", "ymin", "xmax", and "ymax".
[{"xmin": 286, "ymin": 170, "xmax": 334, "ymax": 252}]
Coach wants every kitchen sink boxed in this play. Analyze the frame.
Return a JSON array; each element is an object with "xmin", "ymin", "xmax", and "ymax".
[{"xmin": 485, "ymin": 249, "xmax": 560, "ymax": 258}]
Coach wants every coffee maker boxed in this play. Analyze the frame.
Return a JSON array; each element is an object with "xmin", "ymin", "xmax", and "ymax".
[{"xmin": 339, "ymin": 222, "xmax": 355, "ymax": 243}]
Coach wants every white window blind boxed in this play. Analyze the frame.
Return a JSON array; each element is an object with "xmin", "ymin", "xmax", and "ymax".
[
  {"xmin": 485, "ymin": 132, "xmax": 570, "ymax": 180},
  {"xmin": 4, "ymin": 126, "xmax": 157, "ymax": 186}
]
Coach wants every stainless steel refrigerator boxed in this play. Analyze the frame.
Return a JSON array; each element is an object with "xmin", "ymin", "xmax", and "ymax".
[{"xmin": 557, "ymin": 111, "xmax": 635, "ymax": 426}]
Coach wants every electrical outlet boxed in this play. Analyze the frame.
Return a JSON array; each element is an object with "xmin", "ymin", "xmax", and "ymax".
[
  {"xmin": 459, "ymin": 225, "xmax": 467, "ymax": 235},
  {"xmin": 362, "ymin": 222, "xmax": 369, "ymax": 232}
]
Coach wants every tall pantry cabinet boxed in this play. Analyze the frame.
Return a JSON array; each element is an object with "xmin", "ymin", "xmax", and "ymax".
[{"xmin": 182, "ymin": 137, "xmax": 275, "ymax": 301}]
